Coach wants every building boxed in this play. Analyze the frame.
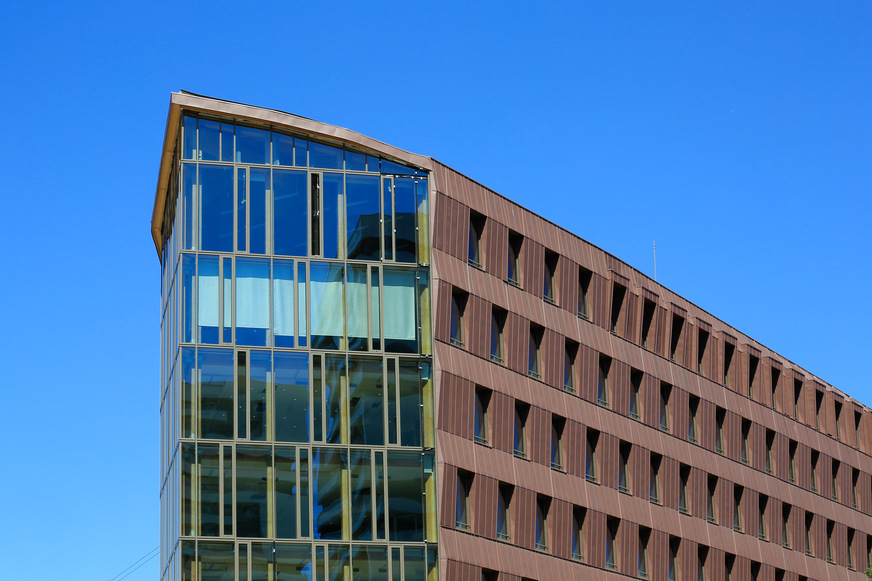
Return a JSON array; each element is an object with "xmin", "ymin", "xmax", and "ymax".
[{"xmin": 153, "ymin": 92, "xmax": 872, "ymax": 581}]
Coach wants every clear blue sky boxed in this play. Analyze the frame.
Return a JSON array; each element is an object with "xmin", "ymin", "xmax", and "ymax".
[{"xmin": 1, "ymin": 2, "xmax": 869, "ymax": 580}]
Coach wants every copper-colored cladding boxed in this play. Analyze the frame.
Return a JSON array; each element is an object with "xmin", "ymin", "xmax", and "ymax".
[{"xmin": 430, "ymin": 158, "xmax": 872, "ymax": 581}]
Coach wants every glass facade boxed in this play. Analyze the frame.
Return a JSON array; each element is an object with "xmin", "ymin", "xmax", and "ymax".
[{"xmin": 160, "ymin": 115, "xmax": 436, "ymax": 581}]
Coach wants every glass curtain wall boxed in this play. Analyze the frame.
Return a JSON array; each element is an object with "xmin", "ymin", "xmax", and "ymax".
[{"xmin": 160, "ymin": 115, "xmax": 436, "ymax": 581}]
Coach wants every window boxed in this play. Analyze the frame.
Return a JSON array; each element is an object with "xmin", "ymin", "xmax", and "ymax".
[
  {"xmin": 688, "ymin": 396, "xmax": 700, "ymax": 443},
  {"xmin": 748, "ymin": 354, "xmax": 759, "ymax": 399},
  {"xmin": 805, "ymin": 513, "xmax": 813, "ymax": 555},
  {"xmin": 706, "ymin": 476, "xmax": 718, "ymax": 524},
  {"xmin": 496, "ymin": 484, "xmax": 512, "ymax": 541},
  {"xmin": 597, "ymin": 356, "xmax": 611, "ymax": 407},
  {"xmin": 750, "ymin": 562, "xmax": 760, "ymax": 581},
  {"xmin": 638, "ymin": 527, "xmax": 650, "ymax": 579},
  {"xmin": 610, "ymin": 283, "xmax": 626, "ymax": 334},
  {"xmin": 832, "ymin": 460, "xmax": 840, "ymax": 501},
  {"xmin": 855, "ymin": 411, "xmax": 862, "ymax": 450},
  {"xmin": 619, "ymin": 442, "xmax": 631, "ymax": 493},
  {"xmin": 571, "ymin": 507, "xmax": 586, "ymax": 561},
  {"xmin": 793, "ymin": 378, "xmax": 803, "ymax": 420},
  {"xmin": 697, "ymin": 329, "xmax": 709, "ymax": 375},
  {"xmin": 544, "ymin": 250, "xmax": 558, "ymax": 304},
  {"xmin": 723, "ymin": 343, "xmax": 735, "ymax": 387},
  {"xmin": 770, "ymin": 367, "xmax": 781, "ymax": 409},
  {"xmin": 765, "ymin": 430, "xmax": 775, "ymax": 474},
  {"xmin": 835, "ymin": 401, "xmax": 843, "ymax": 440},
  {"xmin": 507, "ymin": 231, "xmax": 523, "ymax": 286},
  {"xmin": 468, "ymin": 211, "xmax": 485, "ymax": 268},
  {"xmin": 670, "ymin": 313, "xmax": 684, "ymax": 363},
  {"xmin": 758, "ymin": 495, "xmax": 768, "ymax": 541},
  {"xmin": 826, "ymin": 520, "xmax": 834, "ymax": 563},
  {"xmin": 852, "ymin": 468, "xmax": 859, "ymax": 508},
  {"xmin": 641, "ymin": 299, "xmax": 656, "ymax": 349},
  {"xmin": 490, "ymin": 307, "xmax": 505, "ymax": 364},
  {"xmin": 564, "ymin": 340, "xmax": 578, "ymax": 392},
  {"xmin": 535, "ymin": 496, "xmax": 550, "ymax": 551},
  {"xmin": 848, "ymin": 528, "xmax": 855, "ymax": 570},
  {"xmin": 474, "ymin": 387, "xmax": 490, "ymax": 445},
  {"xmin": 650, "ymin": 453, "xmax": 662, "ymax": 504},
  {"xmin": 513, "ymin": 403, "xmax": 528, "ymax": 458},
  {"xmin": 456, "ymin": 471, "xmax": 472, "ymax": 530},
  {"xmin": 788, "ymin": 440, "xmax": 797, "ymax": 483},
  {"xmin": 551, "ymin": 417, "xmax": 565, "ymax": 470},
  {"xmin": 815, "ymin": 390, "xmax": 823, "ymax": 430},
  {"xmin": 578, "ymin": 267, "xmax": 592, "ymax": 318},
  {"xmin": 782, "ymin": 504, "xmax": 791, "ymax": 548},
  {"xmin": 725, "ymin": 554, "xmax": 735, "ymax": 581},
  {"xmin": 528, "ymin": 324, "xmax": 543, "ymax": 379},
  {"xmin": 585, "ymin": 429, "xmax": 599, "ymax": 482},
  {"xmin": 697, "ymin": 546, "xmax": 708, "ymax": 581},
  {"xmin": 740, "ymin": 419, "xmax": 751, "ymax": 465},
  {"xmin": 679, "ymin": 465, "xmax": 690, "ymax": 514},
  {"xmin": 811, "ymin": 451, "xmax": 819, "ymax": 493},
  {"xmin": 606, "ymin": 518, "xmax": 620, "ymax": 570},
  {"xmin": 630, "ymin": 369, "xmax": 643, "ymax": 420},
  {"xmin": 450, "ymin": 289, "xmax": 467, "ymax": 347},
  {"xmin": 715, "ymin": 408, "xmax": 725, "ymax": 454},
  {"xmin": 659, "ymin": 383, "xmax": 671, "ymax": 432},
  {"xmin": 481, "ymin": 570, "xmax": 498, "ymax": 581},
  {"xmin": 667, "ymin": 537, "xmax": 680, "ymax": 581},
  {"xmin": 733, "ymin": 485, "xmax": 743, "ymax": 531}
]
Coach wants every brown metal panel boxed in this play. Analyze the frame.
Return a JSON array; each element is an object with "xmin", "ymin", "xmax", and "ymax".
[
  {"xmin": 491, "ymin": 391, "xmax": 513, "ymax": 454},
  {"xmin": 523, "ymin": 239, "xmax": 544, "ymax": 299},
  {"xmin": 635, "ymin": 447, "xmax": 651, "ymax": 503},
  {"xmin": 475, "ymin": 475, "xmax": 497, "ymax": 539},
  {"xmin": 486, "ymin": 220, "xmax": 508, "ymax": 281},
  {"xmin": 662, "ymin": 456, "xmax": 679, "ymax": 510},
  {"xmin": 528, "ymin": 405, "xmax": 547, "ymax": 467},
  {"xmin": 566, "ymin": 419, "xmax": 584, "ymax": 478},
  {"xmin": 541, "ymin": 328, "xmax": 561, "ymax": 390},
  {"xmin": 466, "ymin": 294, "xmax": 488, "ymax": 361},
  {"xmin": 442, "ymin": 464, "xmax": 458, "ymax": 529}
]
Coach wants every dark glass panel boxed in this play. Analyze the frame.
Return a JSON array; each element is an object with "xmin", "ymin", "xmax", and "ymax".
[
  {"xmin": 236, "ymin": 125, "xmax": 270, "ymax": 164},
  {"xmin": 328, "ymin": 545, "xmax": 350, "ymax": 581},
  {"xmin": 181, "ymin": 164, "xmax": 196, "ymax": 249},
  {"xmin": 198, "ymin": 348, "xmax": 234, "ymax": 439},
  {"xmin": 310, "ymin": 142, "xmax": 343, "ymax": 169},
  {"xmin": 386, "ymin": 364, "xmax": 396, "ymax": 445},
  {"xmin": 350, "ymin": 449, "xmax": 374, "ymax": 540},
  {"xmin": 199, "ymin": 119, "xmax": 220, "ymax": 161},
  {"xmin": 180, "ymin": 540, "xmax": 195, "ymax": 581},
  {"xmin": 345, "ymin": 174, "xmax": 381, "ymax": 260},
  {"xmin": 393, "ymin": 177, "xmax": 417, "ymax": 263},
  {"xmin": 273, "ymin": 169, "xmax": 308, "ymax": 257},
  {"xmin": 182, "ymin": 116, "xmax": 197, "ymax": 160},
  {"xmin": 181, "ymin": 347, "xmax": 195, "ymax": 438},
  {"xmin": 324, "ymin": 354, "xmax": 346, "ymax": 444},
  {"xmin": 382, "ymin": 178, "xmax": 393, "ymax": 260},
  {"xmin": 181, "ymin": 442, "xmax": 194, "ymax": 535},
  {"xmin": 199, "ymin": 165, "xmax": 234, "ymax": 252},
  {"xmin": 345, "ymin": 151, "xmax": 366, "ymax": 171},
  {"xmin": 403, "ymin": 546, "xmax": 426, "ymax": 580},
  {"xmin": 249, "ymin": 350, "xmax": 270, "ymax": 441},
  {"xmin": 349, "ymin": 356, "xmax": 384, "ymax": 445},
  {"xmin": 313, "ymin": 355, "xmax": 323, "ymax": 441},
  {"xmin": 380, "ymin": 159, "xmax": 418, "ymax": 175},
  {"xmin": 273, "ymin": 132, "xmax": 294, "ymax": 166},
  {"xmin": 223, "ymin": 446, "xmax": 233, "ymax": 535},
  {"xmin": 276, "ymin": 446, "xmax": 298, "ymax": 539},
  {"xmin": 237, "ymin": 168, "xmax": 248, "ymax": 252},
  {"xmin": 352, "ymin": 545, "xmax": 388, "ymax": 581},
  {"xmin": 313, "ymin": 447, "xmax": 346, "ymax": 539},
  {"xmin": 236, "ymin": 445, "xmax": 270, "ymax": 538},
  {"xmin": 250, "ymin": 542, "xmax": 272, "ymax": 581},
  {"xmin": 198, "ymin": 444, "xmax": 220, "ymax": 536},
  {"xmin": 181, "ymin": 254, "xmax": 195, "ymax": 342},
  {"xmin": 274, "ymin": 351, "xmax": 309, "ymax": 442},
  {"xmin": 249, "ymin": 168, "xmax": 269, "ymax": 254},
  {"xmin": 276, "ymin": 543, "xmax": 314, "ymax": 580},
  {"xmin": 387, "ymin": 450, "xmax": 424, "ymax": 541},
  {"xmin": 198, "ymin": 541, "xmax": 235, "ymax": 581},
  {"xmin": 239, "ymin": 545, "xmax": 248, "ymax": 581},
  {"xmin": 237, "ymin": 351, "xmax": 247, "ymax": 439},
  {"xmin": 300, "ymin": 448, "xmax": 310, "ymax": 537},
  {"xmin": 322, "ymin": 173, "xmax": 342, "ymax": 259},
  {"xmin": 399, "ymin": 360, "xmax": 422, "ymax": 447},
  {"xmin": 375, "ymin": 451, "xmax": 386, "ymax": 539}
]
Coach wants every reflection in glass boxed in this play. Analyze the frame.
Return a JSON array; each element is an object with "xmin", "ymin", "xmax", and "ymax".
[
  {"xmin": 273, "ymin": 133, "xmax": 294, "ymax": 166},
  {"xmin": 387, "ymin": 450, "xmax": 424, "ymax": 541},
  {"xmin": 394, "ymin": 177, "xmax": 417, "ymax": 263},
  {"xmin": 236, "ymin": 257, "xmax": 270, "ymax": 346},
  {"xmin": 181, "ymin": 442, "xmax": 194, "ymax": 535},
  {"xmin": 198, "ymin": 444, "xmax": 219, "ymax": 536},
  {"xmin": 310, "ymin": 142, "xmax": 343, "ymax": 169},
  {"xmin": 273, "ymin": 259, "xmax": 295, "ymax": 348},
  {"xmin": 197, "ymin": 255, "xmax": 219, "ymax": 343},
  {"xmin": 345, "ymin": 151, "xmax": 366, "ymax": 171},
  {"xmin": 346, "ymin": 265, "xmax": 368, "ymax": 351},
  {"xmin": 183, "ymin": 116, "xmax": 197, "ymax": 160},
  {"xmin": 313, "ymin": 447, "xmax": 346, "ymax": 540},
  {"xmin": 383, "ymin": 268, "xmax": 416, "ymax": 353},
  {"xmin": 273, "ymin": 169, "xmax": 308, "ymax": 257},
  {"xmin": 249, "ymin": 168, "xmax": 269, "ymax": 254},
  {"xmin": 310, "ymin": 262, "xmax": 344, "ymax": 350},
  {"xmin": 403, "ymin": 546, "xmax": 426, "ymax": 581},
  {"xmin": 198, "ymin": 348, "xmax": 234, "ymax": 439},
  {"xmin": 324, "ymin": 355, "xmax": 346, "ymax": 444},
  {"xmin": 235, "ymin": 125, "xmax": 270, "ymax": 164},
  {"xmin": 328, "ymin": 545, "xmax": 350, "ymax": 581},
  {"xmin": 249, "ymin": 350, "xmax": 271, "ymax": 441},
  {"xmin": 346, "ymin": 174, "xmax": 381, "ymax": 260},
  {"xmin": 220, "ymin": 123, "xmax": 234, "ymax": 162},
  {"xmin": 322, "ymin": 173, "xmax": 342, "ymax": 259},
  {"xmin": 350, "ymin": 449, "xmax": 373, "ymax": 539},
  {"xmin": 352, "ymin": 545, "xmax": 388, "ymax": 581},
  {"xmin": 200, "ymin": 165, "xmax": 233, "ymax": 252},
  {"xmin": 399, "ymin": 360, "xmax": 421, "ymax": 447},
  {"xmin": 181, "ymin": 254, "xmax": 194, "ymax": 342},
  {"xmin": 237, "ymin": 445, "xmax": 270, "ymax": 538},
  {"xmin": 276, "ymin": 543, "xmax": 313, "ymax": 580},
  {"xmin": 182, "ymin": 164, "xmax": 196, "ymax": 249},
  {"xmin": 274, "ymin": 352, "xmax": 309, "ymax": 442},
  {"xmin": 199, "ymin": 119, "xmax": 220, "ymax": 161},
  {"xmin": 237, "ymin": 168, "xmax": 246, "ymax": 252},
  {"xmin": 349, "ymin": 356, "xmax": 384, "ymax": 445},
  {"xmin": 181, "ymin": 347, "xmax": 195, "ymax": 438},
  {"xmin": 382, "ymin": 178, "xmax": 393, "ymax": 261},
  {"xmin": 275, "ymin": 447, "xmax": 298, "ymax": 538},
  {"xmin": 198, "ymin": 541, "xmax": 234, "ymax": 581}
]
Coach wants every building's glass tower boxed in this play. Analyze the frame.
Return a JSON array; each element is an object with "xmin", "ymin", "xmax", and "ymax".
[{"xmin": 158, "ymin": 110, "xmax": 437, "ymax": 581}]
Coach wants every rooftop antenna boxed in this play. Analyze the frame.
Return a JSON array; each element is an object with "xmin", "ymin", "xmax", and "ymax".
[{"xmin": 653, "ymin": 240, "xmax": 657, "ymax": 282}]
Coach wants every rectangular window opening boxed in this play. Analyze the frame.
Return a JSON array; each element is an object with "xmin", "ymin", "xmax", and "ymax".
[
  {"xmin": 564, "ymin": 340, "xmax": 578, "ymax": 393},
  {"xmin": 598, "ymin": 356, "xmax": 611, "ymax": 408},
  {"xmin": 528, "ymin": 324, "xmax": 543, "ymax": 379},
  {"xmin": 468, "ymin": 211, "xmax": 486, "ymax": 268},
  {"xmin": 507, "ymin": 231, "xmax": 523, "ymax": 287},
  {"xmin": 630, "ymin": 369, "xmax": 643, "ymax": 420},
  {"xmin": 578, "ymin": 267, "xmax": 592, "ymax": 319},
  {"xmin": 585, "ymin": 428, "xmax": 599, "ymax": 482},
  {"xmin": 474, "ymin": 387, "xmax": 491, "ymax": 445},
  {"xmin": 544, "ymin": 250, "xmax": 558, "ymax": 304},
  {"xmin": 610, "ymin": 283, "xmax": 626, "ymax": 334}
]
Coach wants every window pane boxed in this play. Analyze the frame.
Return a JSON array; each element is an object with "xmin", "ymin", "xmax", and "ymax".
[
  {"xmin": 198, "ymin": 348, "xmax": 234, "ymax": 439},
  {"xmin": 273, "ymin": 259, "xmax": 295, "ymax": 348},
  {"xmin": 274, "ymin": 352, "xmax": 309, "ymax": 442},
  {"xmin": 275, "ymin": 447, "xmax": 298, "ymax": 538},
  {"xmin": 322, "ymin": 173, "xmax": 343, "ymax": 259},
  {"xmin": 347, "ymin": 265, "xmax": 368, "ymax": 351},
  {"xmin": 382, "ymin": 178, "xmax": 393, "ymax": 261},
  {"xmin": 346, "ymin": 174, "xmax": 381, "ymax": 260},
  {"xmin": 249, "ymin": 168, "xmax": 269, "ymax": 254},
  {"xmin": 310, "ymin": 141, "xmax": 343, "ymax": 169},
  {"xmin": 387, "ymin": 450, "xmax": 424, "ymax": 541},
  {"xmin": 220, "ymin": 123, "xmax": 234, "ymax": 162},
  {"xmin": 273, "ymin": 133, "xmax": 294, "ymax": 166},
  {"xmin": 236, "ymin": 257, "xmax": 270, "ymax": 346},
  {"xmin": 199, "ymin": 119, "xmax": 220, "ymax": 161},
  {"xmin": 310, "ymin": 262, "xmax": 344, "ymax": 350},
  {"xmin": 383, "ymin": 268, "xmax": 417, "ymax": 353},
  {"xmin": 237, "ymin": 445, "xmax": 270, "ymax": 538},
  {"xmin": 399, "ymin": 360, "xmax": 422, "ymax": 447},
  {"xmin": 183, "ymin": 116, "xmax": 197, "ymax": 160},
  {"xmin": 181, "ymin": 347, "xmax": 196, "ymax": 438},
  {"xmin": 273, "ymin": 169, "xmax": 308, "ymax": 257},
  {"xmin": 404, "ymin": 547, "xmax": 426, "ymax": 581},
  {"xmin": 276, "ymin": 543, "xmax": 313, "ymax": 580},
  {"xmin": 236, "ymin": 125, "xmax": 270, "ymax": 164},
  {"xmin": 345, "ymin": 151, "xmax": 366, "ymax": 171},
  {"xmin": 313, "ymin": 447, "xmax": 346, "ymax": 539},
  {"xmin": 198, "ymin": 541, "xmax": 235, "ymax": 581},
  {"xmin": 181, "ymin": 254, "xmax": 195, "ymax": 342},
  {"xmin": 394, "ymin": 177, "xmax": 417, "ymax": 263},
  {"xmin": 199, "ymin": 165, "xmax": 234, "ymax": 252},
  {"xmin": 324, "ymin": 354, "xmax": 346, "ymax": 444},
  {"xmin": 349, "ymin": 356, "xmax": 384, "ymax": 445},
  {"xmin": 294, "ymin": 138, "xmax": 308, "ymax": 167},
  {"xmin": 350, "ymin": 449, "xmax": 374, "ymax": 540},
  {"xmin": 249, "ymin": 350, "xmax": 270, "ymax": 441},
  {"xmin": 198, "ymin": 444, "xmax": 220, "ymax": 536},
  {"xmin": 182, "ymin": 163, "xmax": 196, "ymax": 249}
]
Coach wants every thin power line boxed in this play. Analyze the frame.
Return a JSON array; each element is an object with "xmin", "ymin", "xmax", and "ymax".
[{"xmin": 109, "ymin": 546, "xmax": 159, "ymax": 581}]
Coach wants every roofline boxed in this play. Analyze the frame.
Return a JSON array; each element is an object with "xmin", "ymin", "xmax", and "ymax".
[{"xmin": 151, "ymin": 91, "xmax": 433, "ymax": 257}]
